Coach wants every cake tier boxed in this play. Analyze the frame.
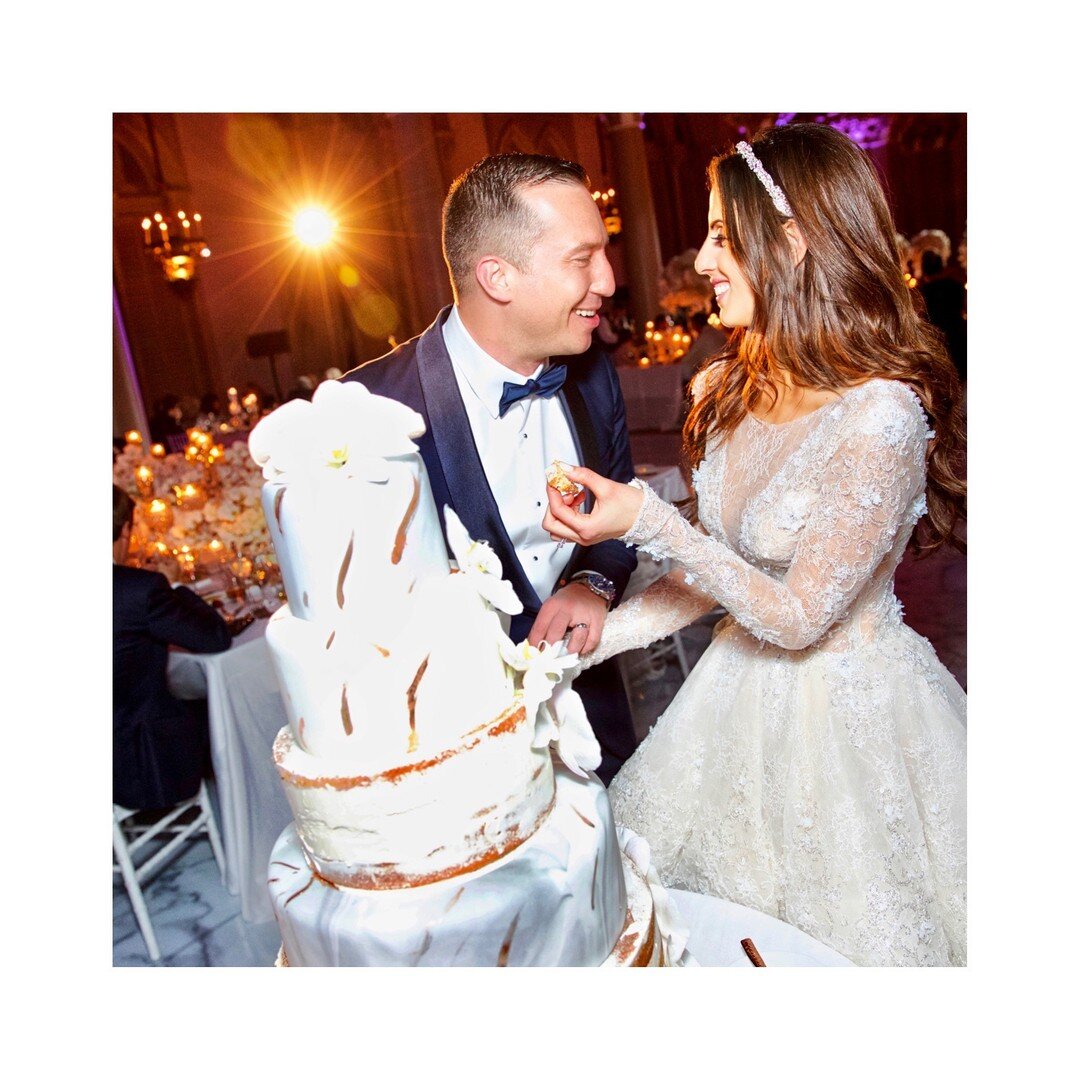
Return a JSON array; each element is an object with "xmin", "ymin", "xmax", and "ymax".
[
  {"xmin": 261, "ymin": 452, "xmax": 448, "ymax": 635},
  {"xmin": 266, "ymin": 572, "xmax": 515, "ymax": 764},
  {"xmin": 269, "ymin": 764, "xmax": 628, "ymax": 966},
  {"xmin": 273, "ymin": 703, "xmax": 554, "ymax": 888}
]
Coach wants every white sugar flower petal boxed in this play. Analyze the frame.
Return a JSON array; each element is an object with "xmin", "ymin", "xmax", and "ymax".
[
  {"xmin": 443, "ymin": 507, "xmax": 522, "ymax": 615},
  {"xmin": 249, "ymin": 380, "xmax": 425, "ymax": 480},
  {"xmin": 546, "ymin": 682, "xmax": 600, "ymax": 777}
]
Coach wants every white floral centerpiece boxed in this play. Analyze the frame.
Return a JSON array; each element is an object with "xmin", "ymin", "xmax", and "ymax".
[
  {"xmin": 113, "ymin": 433, "xmax": 272, "ymax": 569},
  {"xmin": 658, "ymin": 248, "xmax": 713, "ymax": 320}
]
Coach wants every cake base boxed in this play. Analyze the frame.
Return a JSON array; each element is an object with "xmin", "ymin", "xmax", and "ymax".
[{"xmin": 269, "ymin": 764, "xmax": 627, "ymax": 966}]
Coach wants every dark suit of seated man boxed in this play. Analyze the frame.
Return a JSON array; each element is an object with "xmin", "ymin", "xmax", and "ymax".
[{"xmin": 112, "ymin": 485, "xmax": 231, "ymax": 810}]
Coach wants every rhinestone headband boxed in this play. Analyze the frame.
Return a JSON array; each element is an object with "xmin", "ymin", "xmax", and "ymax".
[{"xmin": 735, "ymin": 141, "xmax": 793, "ymax": 218}]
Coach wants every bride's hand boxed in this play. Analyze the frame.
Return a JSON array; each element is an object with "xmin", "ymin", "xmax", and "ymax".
[{"xmin": 543, "ymin": 465, "xmax": 644, "ymax": 546}]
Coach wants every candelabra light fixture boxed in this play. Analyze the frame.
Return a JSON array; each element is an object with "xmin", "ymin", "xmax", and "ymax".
[
  {"xmin": 592, "ymin": 186, "xmax": 622, "ymax": 237},
  {"xmin": 141, "ymin": 209, "xmax": 211, "ymax": 283}
]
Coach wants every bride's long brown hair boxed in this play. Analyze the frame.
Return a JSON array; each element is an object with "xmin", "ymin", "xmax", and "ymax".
[{"xmin": 683, "ymin": 123, "xmax": 965, "ymax": 556}]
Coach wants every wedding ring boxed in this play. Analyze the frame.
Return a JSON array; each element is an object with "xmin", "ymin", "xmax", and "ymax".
[{"xmin": 571, "ymin": 622, "xmax": 589, "ymax": 630}]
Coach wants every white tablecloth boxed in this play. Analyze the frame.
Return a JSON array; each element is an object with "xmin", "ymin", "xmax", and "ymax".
[
  {"xmin": 167, "ymin": 620, "xmax": 292, "ymax": 923},
  {"xmin": 670, "ymin": 889, "xmax": 854, "ymax": 966}
]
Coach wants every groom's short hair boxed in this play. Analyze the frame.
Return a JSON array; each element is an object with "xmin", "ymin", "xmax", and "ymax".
[{"xmin": 442, "ymin": 153, "xmax": 591, "ymax": 301}]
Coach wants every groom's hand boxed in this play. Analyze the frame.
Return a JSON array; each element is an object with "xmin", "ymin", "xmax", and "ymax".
[{"xmin": 528, "ymin": 583, "xmax": 607, "ymax": 658}]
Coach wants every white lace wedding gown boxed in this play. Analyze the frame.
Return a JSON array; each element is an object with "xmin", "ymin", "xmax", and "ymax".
[{"xmin": 584, "ymin": 377, "xmax": 966, "ymax": 966}]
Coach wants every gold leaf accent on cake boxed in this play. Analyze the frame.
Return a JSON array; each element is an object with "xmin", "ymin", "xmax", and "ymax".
[
  {"xmin": 413, "ymin": 930, "xmax": 433, "ymax": 964},
  {"xmin": 273, "ymin": 487, "xmax": 286, "ymax": 531},
  {"xmin": 337, "ymin": 531, "xmax": 355, "ymax": 608},
  {"xmin": 573, "ymin": 807, "xmax": 596, "ymax": 829},
  {"xmin": 267, "ymin": 877, "xmax": 279, "ymax": 884},
  {"xmin": 391, "ymin": 477, "xmax": 420, "ymax": 564},
  {"xmin": 341, "ymin": 685, "xmax": 353, "ymax": 736},
  {"xmin": 406, "ymin": 655, "xmax": 430, "ymax": 753},
  {"xmin": 497, "ymin": 912, "xmax": 521, "ymax": 967},
  {"xmin": 270, "ymin": 861, "xmax": 300, "ymax": 871},
  {"xmin": 326, "ymin": 631, "xmax": 335, "ymax": 649},
  {"xmin": 445, "ymin": 887, "xmax": 466, "ymax": 913},
  {"xmin": 284, "ymin": 875, "xmax": 315, "ymax": 908},
  {"xmin": 298, "ymin": 718, "xmax": 306, "ymax": 748},
  {"xmin": 591, "ymin": 852, "xmax": 599, "ymax": 911},
  {"xmin": 372, "ymin": 644, "xmax": 390, "ymax": 658},
  {"xmin": 303, "ymin": 591, "xmax": 309, "ymax": 608}
]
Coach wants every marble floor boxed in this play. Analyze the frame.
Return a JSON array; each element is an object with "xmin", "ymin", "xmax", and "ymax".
[{"xmin": 115, "ymin": 429, "xmax": 966, "ymax": 966}]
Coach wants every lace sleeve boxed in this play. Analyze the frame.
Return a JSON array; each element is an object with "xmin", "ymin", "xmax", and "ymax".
[
  {"xmin": 618, "ymin": 388, "xmax": 928, "ymax": 652},
  {"xmin": 579, "ymin": 567, "xmax": 716, "ymax": 670}
]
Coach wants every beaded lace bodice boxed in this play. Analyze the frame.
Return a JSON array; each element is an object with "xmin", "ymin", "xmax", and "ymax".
[{"xmin": 585, "ymin": 377, "xmax": 933, "ymax": 667}]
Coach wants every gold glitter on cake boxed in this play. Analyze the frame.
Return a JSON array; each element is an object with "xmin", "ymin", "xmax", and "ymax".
[
  {"xmin": 337, "ymin": 531, "xmax": 354, "ymax": 608},
  {"xmin": 341, "ymin": 685, "xmax": 353, "ymax": 736},
  {"xmin": 406, "ymin": 655, "xmax": 430, "ymax": 752},
  {"xmin": 391, "ymin": 477, "xmax": 420, "ymax": 564}
]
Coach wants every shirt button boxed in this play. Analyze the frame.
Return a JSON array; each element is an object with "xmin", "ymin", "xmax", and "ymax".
[
  {"xmin": 536, "ymin": 501, "xmax": 542, "ymax": 507},
  {"xmin": 523, "ymin": 433, "xmax": 529, "ymax": 439},
  {"xmin": 532, "ymin": 555, "xmax": 538, "ymax": 561}
]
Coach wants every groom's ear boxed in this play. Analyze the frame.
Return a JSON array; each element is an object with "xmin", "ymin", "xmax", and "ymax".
[{"xmin": 475, "ymin": 255, "xmax": 515, "ymax": 304}]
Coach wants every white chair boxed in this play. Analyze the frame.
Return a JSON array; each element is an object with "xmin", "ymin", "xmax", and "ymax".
[{"xmin": 112, "ymin": 779, "xmax": 225, "ymax": 962}]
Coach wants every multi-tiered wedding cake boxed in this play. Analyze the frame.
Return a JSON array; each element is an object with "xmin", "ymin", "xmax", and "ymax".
[{"xmin": 249, "ymin": 380, "xmax": 688, "ymax": 966}]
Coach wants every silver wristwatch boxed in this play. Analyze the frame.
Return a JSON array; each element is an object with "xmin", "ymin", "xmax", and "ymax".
[{"xmin": 568, "ymin": 570, "xmax": 616, "ymax": 608}]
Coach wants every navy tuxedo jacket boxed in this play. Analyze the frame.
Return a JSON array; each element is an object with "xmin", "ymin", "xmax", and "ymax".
[
  {"xmin": 342, "ymin": 307, "xmax": 639, "ymax": 780},
  {"xmin": 113, "ymin": 565, "xmax": 231, "ymax": 809}
]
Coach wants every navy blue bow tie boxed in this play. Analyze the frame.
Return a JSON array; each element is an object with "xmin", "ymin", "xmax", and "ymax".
[{"xmin": 498, "ymin": 364, "xmax": 567, "ymax": 418}]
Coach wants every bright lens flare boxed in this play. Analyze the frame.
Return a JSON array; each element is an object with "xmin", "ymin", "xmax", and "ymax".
[{"xmin": 293, "ymin": 207, "xmax": 336, "ymax": 248}]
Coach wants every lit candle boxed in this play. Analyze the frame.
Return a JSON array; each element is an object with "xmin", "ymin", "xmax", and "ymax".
[
  {"xmin": 135, "ymin": 465, "xmax": 154, "ymax": 498},
  {"xmin": 125, "ymin": 429, "xmax": 142, "ymax": 445},
  {"xmin": 639, "ymin": 356, "xmax": 651, "ymax": 368},
  {"xmin": 146, "ymin": 498, "xmax": 173, "ymax": 532},
  {"xmin": 141, "ymin": 217, "xmax": 152, "ymax": 246},
  {"xmin": 150, "ymin": 443, "xmax": 166, "ymax": 458}
]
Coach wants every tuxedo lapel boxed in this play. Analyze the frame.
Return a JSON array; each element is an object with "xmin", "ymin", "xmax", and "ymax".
[{"xmin": 415, "ymin": 313, "xmax": 542, "ymax": 611}]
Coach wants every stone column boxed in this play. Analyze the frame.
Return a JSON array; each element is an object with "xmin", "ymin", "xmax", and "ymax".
[
  {"xmin": 604, "ymin": 113, "xmax": 663, "ymax": 331},
  {"xmin": 385, "ymin": 114, "xmax": 455, "ymax": 335}
]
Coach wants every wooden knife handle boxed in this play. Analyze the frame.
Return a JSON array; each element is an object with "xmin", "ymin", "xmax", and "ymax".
[{"xmin": 741, "ymin": 937, "xmax": 766, "ymax": 967}]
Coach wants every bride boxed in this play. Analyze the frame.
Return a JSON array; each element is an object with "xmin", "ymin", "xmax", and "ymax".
[{"xmin": 543, "ymin": 123, "xmax": 967, "ymax": 966}]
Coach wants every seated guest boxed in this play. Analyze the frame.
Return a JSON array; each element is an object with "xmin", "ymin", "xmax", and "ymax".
[
  {"xmin": 148, "ymin": 394, "xmax": 185, "ymax": 443},
  {"xmin": 113, "ymin": 486, "xmax": 231, "ymax": 810}
]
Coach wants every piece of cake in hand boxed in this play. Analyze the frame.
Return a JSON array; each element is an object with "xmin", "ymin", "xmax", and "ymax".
[{"xmin": 546, "ymin": 460, "xmax": 582, "ymax": 499}]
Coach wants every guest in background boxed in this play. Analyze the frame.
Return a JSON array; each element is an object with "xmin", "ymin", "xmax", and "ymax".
[
  {"xmin": 199, "ymin": 391, "xmax": 223, "ymax": 425},
  {"xmin": 113, "ymin": 485, "xmax": 230, "ymax": 810},
  {"xmin": 918, "ymin": 250, "xmax": 967, "ymax": 382},
  {"xmin": 148, "ymin": 394, "xmax": 185, "ymax": 443}
]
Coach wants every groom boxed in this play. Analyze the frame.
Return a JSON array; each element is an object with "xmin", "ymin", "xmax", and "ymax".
[{"xmin": 342, "ymin": 153, "xmax": 638, "ymax": 785}]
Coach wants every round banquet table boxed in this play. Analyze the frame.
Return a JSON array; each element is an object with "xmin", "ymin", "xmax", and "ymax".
[
  {"xmin": 669, "ymin": 889, "xmax": 854, "ymax": 967},
  {"xmin": 167, "ymin": 617, "xmax": 292, "ymax": 924}
]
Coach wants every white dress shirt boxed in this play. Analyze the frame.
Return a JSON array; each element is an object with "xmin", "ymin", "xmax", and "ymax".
[{"xmin": 442, "ymin": 306, "xmax": 579, "ymax": 601}]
